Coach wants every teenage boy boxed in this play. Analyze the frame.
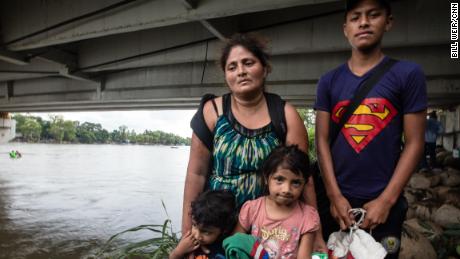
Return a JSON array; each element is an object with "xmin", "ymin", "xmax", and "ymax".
[{"xmin": 314, "ymin": 0, "xmax": 427, "ymax": 257}]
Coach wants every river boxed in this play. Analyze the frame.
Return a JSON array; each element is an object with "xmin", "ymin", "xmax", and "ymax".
[{"xmin": 0, "ymin": 143, "xmax": 188, "ymax": 258}]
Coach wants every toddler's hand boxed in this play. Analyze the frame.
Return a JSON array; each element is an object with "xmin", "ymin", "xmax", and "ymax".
[{"xmin": 175, "ymin": 231, "xmax": 200, "ymax": 255}]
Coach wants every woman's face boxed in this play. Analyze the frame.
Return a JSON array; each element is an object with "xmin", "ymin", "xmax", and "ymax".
[{"xmin": 224, "ymin": 45, "xmax": 267, "ymax": 96}]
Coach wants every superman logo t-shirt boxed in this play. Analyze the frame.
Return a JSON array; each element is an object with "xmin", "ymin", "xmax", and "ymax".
[{"xmin": 314, "ymin": 57, "xmax": 427, "ymax": 199}]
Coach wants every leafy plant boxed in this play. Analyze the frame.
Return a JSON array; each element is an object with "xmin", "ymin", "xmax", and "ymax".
[{"xmin": 96, "ymin": 202, "xmax": 179, "ymax": 259}]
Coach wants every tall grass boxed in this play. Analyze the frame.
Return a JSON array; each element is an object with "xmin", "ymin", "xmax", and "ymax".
[{"xmin": 96, "ymin": 202, "xmax": 179, "ymax": 259}]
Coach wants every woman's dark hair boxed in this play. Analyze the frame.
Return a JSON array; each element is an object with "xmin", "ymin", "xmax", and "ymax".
[
  {"xmin": 261, "ymin": 145, "xmax": 311, "ymax": 192},
  {"xmin": 190, "ymin": 190, "xmax": 237, "ymax": 234},
  {"xmin": 219, "ymin": 33, "xmax": 271, "ymax": 72}
]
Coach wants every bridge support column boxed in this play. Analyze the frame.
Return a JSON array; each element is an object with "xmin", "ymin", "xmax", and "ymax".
[{"xmin": 0, "ymin": 112, "xmax": 16, "ymax": 144}]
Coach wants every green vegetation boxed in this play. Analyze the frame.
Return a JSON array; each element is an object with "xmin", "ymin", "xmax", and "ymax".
[
  {"xmin": 297, "ymin": 108, "xmax": 317, "ymax": 162},
  {"xmin": 95, "ymin": 202, "xmax": 179, "ymax": 259},
  {"xmin": 96, "ymin": 220, "xmax": 179, "ymax": 259},
  {"xmin": 12, "ymin": 114, "xmax": 191, "ymax": 146}
]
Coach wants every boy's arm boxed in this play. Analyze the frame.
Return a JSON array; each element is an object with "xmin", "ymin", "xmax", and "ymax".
[
  {"xmin": 297, "ymin": 232, "xmax": 315, "ymax": 258},
  {"xmin": 362, "ymin": 111, "xmax": 426, "ymax": 229}
]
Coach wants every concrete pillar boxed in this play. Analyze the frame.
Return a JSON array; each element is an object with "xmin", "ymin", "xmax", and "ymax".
[{"xmin": 0, "ymin": 112, "xmax": 16, "ymax": 143}]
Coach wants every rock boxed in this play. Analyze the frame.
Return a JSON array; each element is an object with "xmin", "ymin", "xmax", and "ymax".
[
  {"xmin": 429, "ymin": 174, "xmax": 442, "ymax": 187},
  {"xmin": 437, "ymin": 151, "xmax": 451, "ymax": 165},
  {"xmin": 406, "ymin": 207, "xmax": 416, "ymax": 220},
  {"xmin": 414, "ymin": 203, "xmax": 438, "ymax": 221},
  {"xmin": 440, "ymin": 170, "xmax": 460, "ymax": 187},
  {"xmin": 433, "ymin": 186, "xmax": 451, "ymax": 202},
  {"xmin": 432, "ymin": 205, "xmax": 460, "ymax": 228},
  {"xmin": 405, "ymin": 188, "xmax": 435, "ymax": 203},
  {"xmin": 404, "ymin": 189, "xmax": 417, "ymax": 204},
  {"xmin": 409, "ymin": 174, "xmax": 431, "ymax": 189},
  {"xmin": 444, "ymin": 188, "xmax": 460, "ymax": 207},
  {"xmin": 399, "ymin": 224, "xmax": 437, "ymax": 259},
  {"xmin": 404, "ymin": 218, "xmax": 443, "ymax": 241}
]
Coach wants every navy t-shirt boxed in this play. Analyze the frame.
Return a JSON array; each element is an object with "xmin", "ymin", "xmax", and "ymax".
[{"xmin": 314, "ymin": 57, "xmax": 427, "ymax": 199}]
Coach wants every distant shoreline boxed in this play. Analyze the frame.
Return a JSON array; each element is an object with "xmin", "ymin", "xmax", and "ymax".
[{"xmin": 9, "ymin": 139, "xmax": 190, "ymax": 146}]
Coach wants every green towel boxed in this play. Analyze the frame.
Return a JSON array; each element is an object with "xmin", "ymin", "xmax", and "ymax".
[{"xmin": 223, "ymin": 233, "xmax": 269, "ymax": 259}]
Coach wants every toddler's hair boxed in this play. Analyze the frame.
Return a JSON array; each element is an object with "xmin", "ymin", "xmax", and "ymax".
[{"xmin": 191, "ymin": 190, "xmax": 237, "ymax": 234}]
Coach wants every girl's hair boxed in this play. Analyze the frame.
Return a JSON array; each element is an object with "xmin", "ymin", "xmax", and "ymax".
[
  {"xmin": 261, "ymin": 145, "xmax": 311, "ymax": 190},
  {"xmin": 190, "ymin": 190, "xmax": 237, "ymax": 234},
  {"xmin": 219, "ymin": 33, "xmax": 272, "ymax": 73}
]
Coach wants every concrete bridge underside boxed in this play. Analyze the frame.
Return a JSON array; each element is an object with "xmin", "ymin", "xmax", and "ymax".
[{"xmin": 0, "ymin": 0, "xmax": 458, "ymax": 112}]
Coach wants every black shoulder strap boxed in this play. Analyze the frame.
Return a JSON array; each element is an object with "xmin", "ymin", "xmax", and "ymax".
[
  {"xmin": 190, "ymin": 93, "xmax": 217, "ymax": 151},
  {"xmin": 221, "ymin": 92, "xmax": 287, "ymax": 143},
  {"xmin": 265, "ymin": 92, "xmax": 287, "ymax": 144},
  {"xmin": 329, "ymin": 58, "xmax": 398, "ymax": 146},
  {"xmin": 222, "ymin": 93, "xmax": 233, "ymax": 123}
]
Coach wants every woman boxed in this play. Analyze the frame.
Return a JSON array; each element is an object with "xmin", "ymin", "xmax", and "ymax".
[{"xmin": 181, "ymin": 33, "xmax": 325, "ymax": 251}]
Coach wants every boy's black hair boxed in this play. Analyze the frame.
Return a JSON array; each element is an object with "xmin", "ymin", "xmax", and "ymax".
[
  {"xmin": 261, "ymin": 145, "xmax": 311, "ymax": 189},
  {"xmin": 345, "ymin": 0, "xmax": 392, "ymax": 16},
  {"xmin": 190, "ymin": 190, "xmax": 237, "ymax": 234}
]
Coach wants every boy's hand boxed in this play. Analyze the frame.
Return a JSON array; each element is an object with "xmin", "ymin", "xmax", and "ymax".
[
  {"xmin": 175, "ymin": 231, "xmax": 200, "ymax": 256},
  {"xmin": 362, "ymin": 197, "xmax": 393, "ymax": 229},
  {"xmin": 330, "ymin": 195, "xmax": 353, "ymax": 230}
]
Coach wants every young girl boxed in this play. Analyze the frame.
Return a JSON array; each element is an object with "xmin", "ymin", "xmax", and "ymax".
[{"xmin": 234, "ymin": 145, "xmax": 320, "ymax": 258}]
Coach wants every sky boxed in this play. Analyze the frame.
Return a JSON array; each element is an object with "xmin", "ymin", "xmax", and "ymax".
[{"xmin": 28, "ymin": 110, "xmax": 196, "ymax": 138}]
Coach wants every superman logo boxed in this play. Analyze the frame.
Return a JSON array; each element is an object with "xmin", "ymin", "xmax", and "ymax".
[{"xmin": 331, "ymin": 98, "xmax": 397, "ymax": 153}]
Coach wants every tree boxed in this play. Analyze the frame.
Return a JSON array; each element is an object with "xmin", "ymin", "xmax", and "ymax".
[
  {"xmin": 97, "ymin": 129, "xmax": 110, "ymax": 143},
  {"xmin": 21, "ymin": 117, "xmax": 42, "ymax": 142},
  {"xmin": 63, "ymin": 120, "xmax": 77, "ymax": 142},
  {"xmin": 77, "ymin": 122, "xmax": 100, "ymax": 143},
  {"xmin": 36, "ymin": 116, "xmax": 52, "ymax": 140},
  {"xmin": 77, "ymin": 122, "xmax": 96, "ymax": 143},
  {"xmin": 12, "ymin": 113, "xmax": 192, "ymax": 146},
  {"xmin": 119, "ymin": 125, "xmax": 128, "ymax": 143},
  {"xmin": 128, "ymin": 130, "xmax": 137, "ymax": 144},
  {"xmin": 12, "ymin": 114, "xmax": 26, "ymax": 131},
  {"xmin": 49, "ymin": 115, "xmax": 66, "ymax": 143}
]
